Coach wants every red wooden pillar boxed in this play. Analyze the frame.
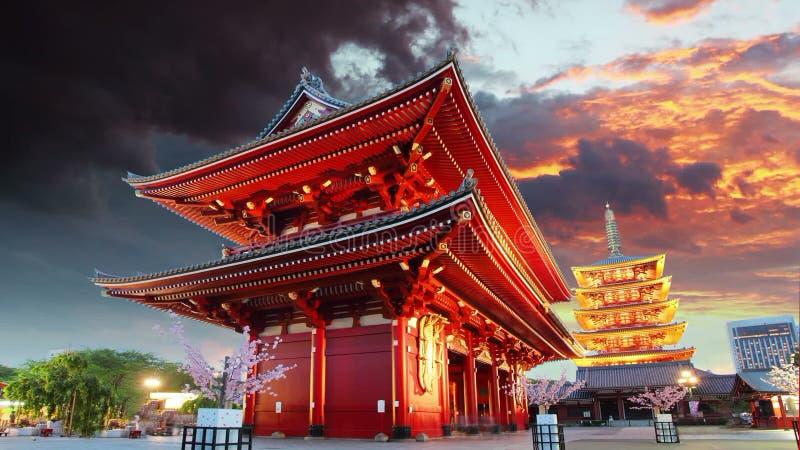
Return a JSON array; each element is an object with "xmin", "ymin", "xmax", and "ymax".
[
  {"xmin": 777, "ymin": 395, "xmax": 786, "ymax": 428},
  {"xmin": 498, "ymin": 371, "xmax": 510, "ymax": 427},
  {"xmin": 441, "ymin": 348, "xmax": 451, "ymax": 432},
  {"xmin": 521, "ymin": 369, "xmax": 530, "ymax": 425},
  {"xmin": 392, "ymin": 316, "xmax": 411, "ymax": 438},
  {"xmin": 489, "ymin": 358, "xmax": 501, "ymax": 427},
  {"xmin": 464, "ymin": 332, "xmax": 479, "ymax": 430},
  {"xmin": 309, "ymin": 326, "xmax": 326, "ymax": 436},
  {"xmin": 617, "ymin": 393, "xmax": 625, "ymax": 420}
]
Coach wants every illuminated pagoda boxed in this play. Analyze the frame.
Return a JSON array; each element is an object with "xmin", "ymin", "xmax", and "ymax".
[
  {"xmin": 570, "ymin": 204, "xmax": 695, "ymax": 367},
  {"xmin": 92, "ymin": 54, "xmax": 582, "ymax": 439}
]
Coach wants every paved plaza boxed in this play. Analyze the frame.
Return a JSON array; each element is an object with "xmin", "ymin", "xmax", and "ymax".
[{"xmin": 0, "ymin": 427, "xmax": 796, "ymax": 450}]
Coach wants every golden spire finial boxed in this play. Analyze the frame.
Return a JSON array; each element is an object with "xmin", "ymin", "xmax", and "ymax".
[{"xmin": 605, "ymin": 203, "xmax": 623, "ymax": 257}]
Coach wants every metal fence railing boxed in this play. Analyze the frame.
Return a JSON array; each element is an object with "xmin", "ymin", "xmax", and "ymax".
[
  {"xmin": 531, "ymin": 423, "xmax": 565, "ymax": 450},
  {"xmin": 181, "ymin": 425, "xmax": 253, "ymax": 450},
  {"xmin": 791, "ymin": 419, "xmax": 798, "ymax": 450},
  {"xmin": 653, "ymin": 421, "xmax": 680, "ymax": 444}
]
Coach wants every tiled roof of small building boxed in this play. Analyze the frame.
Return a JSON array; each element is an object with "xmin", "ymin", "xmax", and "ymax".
[
  {"xmin": 694, "ymin": 373, "xmax": 737, "ymax": 395},
  {"xmin": 575, "ymin": 361, "xmax": 740, "ymax": 397},
  {"xmin": 564, "ymin": 388, "xmax": 593, "ymax": 400},
  {"xmin": 738, "ymin": 371, "xmax": 785, "ymax": 394},
  {"xmin": 576, "ymin": 360, "xmax": 694, "ymax": 389}
]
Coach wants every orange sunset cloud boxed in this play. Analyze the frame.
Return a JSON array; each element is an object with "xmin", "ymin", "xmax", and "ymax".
[
  {"xmin": 485, "ymin": 32, "xmax": 800, "ymax": 321},
  {"xmin": 625, "ymin": 0, "xmax": 717, "ymax": 25}
]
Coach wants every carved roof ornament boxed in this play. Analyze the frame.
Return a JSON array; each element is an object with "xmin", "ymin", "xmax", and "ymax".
[{"xmin": 300, "ymin": 66, "xmax": 325, "ymax": 91}]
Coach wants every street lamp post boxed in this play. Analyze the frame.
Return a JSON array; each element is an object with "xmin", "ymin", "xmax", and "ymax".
[
  {"xmin": 143, "ymin": 378, "xmax": 161, "ymax": 405},
  {"xmin": 677, "ymin": 370, "xmax": 699, "ymax": 417},
  {"xmin": 142, "ymin": 378, "xmax": 162, "ymax": 435}
]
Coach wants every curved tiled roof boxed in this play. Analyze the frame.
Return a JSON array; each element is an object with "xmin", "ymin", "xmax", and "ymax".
[
  {"xmin": 124, "ymin": 57, "xmax": 456, "ymax": 184},
  {"xmin": 577, "ymin": 360, "xmax": 694, "ymax": 389},
  {"xmin": 694, "ymin": 373, "xmax": 738, "ymax": 395},
  {"xmin": 738, "ymin": 371, "xmax": 787, "ymax": 394},
  {"xmin": 92, "ymin": 174, "xmax": 478, "ymax": 285},
  {"xmin": 590, "ymin": 255, "xmax": 656, "ymax": 266}
]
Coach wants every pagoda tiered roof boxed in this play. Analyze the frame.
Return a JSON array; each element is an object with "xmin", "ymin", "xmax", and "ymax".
[
  {"xmin": 568, "ymin": 204, "xmax": 694, "ymax": 367},
  {"xmin": 572, "ymin": 254, "xmax": 665, "ymax": 288},
  {"xmin": 574, "ymin": 276, "xmax": 672, "ymax": 309},
  {"xmin": 573, "ymin": 348, "xmax": 696, "ymax": 367},
  {"xmin": 94, "ymin": 174, "xmax": 582, "ymax": 361},
  {"xmin": 573, "ymin": 298, "xmax": 680, "ymax": 330},
  {"xmin": 121, "ymin": 55, "xmax": 571, "ymax": 304},
  {"xmin": 573, "ymin": 321, "xmax": 687, "ymax": 351}
]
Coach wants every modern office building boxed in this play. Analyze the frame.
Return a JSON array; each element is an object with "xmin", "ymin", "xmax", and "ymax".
[
  {"xmin": 727, "ymin": 315, "xmax": 798, "ymax": 372},
  {"xmin": 727, "ymin": 315, "xmax": 798, "ymax": 428}
]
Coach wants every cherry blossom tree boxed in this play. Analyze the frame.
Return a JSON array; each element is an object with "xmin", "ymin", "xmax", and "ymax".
[
  {"xmin": 627, "ymin": 385, "xmax": 688, "ymax": 415},
  {"xmin": 160, "ymin": 316, "xmax": 294, "ymax": 408},
  {"xmin": 762, "ymin": 363, "xmax": 799, "ymax": 394},
  {"xmin": 526, "ymin": 372, "xmax": 586, "ymax": 414}
]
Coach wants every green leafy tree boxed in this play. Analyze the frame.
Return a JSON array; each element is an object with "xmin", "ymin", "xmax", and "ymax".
[
  {"xmin": 5, "ymin": 349, "xmax": 191, "ymax": 435},
  {"xmin": 0, "ymin": 364, "xmax": 17, "ymax": 383},
  {"xmin": 178, "ymin": 396, "xmax": 217, "ymax": 414},
  {"xmin": 82, "ymin": 349, "xmax": 191, "ymax": 419},
  {"xmin": 6, "ymin": 352, "xmax": 108, "ymax": 436}
]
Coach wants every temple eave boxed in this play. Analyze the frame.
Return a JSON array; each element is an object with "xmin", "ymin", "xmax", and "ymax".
[{"xmin": 573, "ymin": 347, "xmax": 697, "ymax": 367}]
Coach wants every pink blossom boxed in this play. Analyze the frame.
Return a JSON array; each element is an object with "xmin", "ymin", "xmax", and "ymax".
[
  {"xmin": 762, "ymin": 363, "xmax": 799, "ymax": 394},
  {"xmin": 525, "ymin": 372, "xmax": 586, "ymax": 412},
  {"xmin": 161, "ymin": 314, "xmax": 295, "ymax": 406},
  {"xmin": 627, "ymin": 385, "xmax": 687, "ymax": 413}
]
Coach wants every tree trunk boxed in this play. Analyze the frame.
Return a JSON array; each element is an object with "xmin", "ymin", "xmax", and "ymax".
[
  {"xmin": 66, "ymin": 390, "xmax": 77, "ymax": 436},
  {"xmin": 539, "ymin": 405, "xmax": 547, "ymax": 414},
  {"xmin": 654, "ymin": 406, "xmax": 661, "ymax": 415}
]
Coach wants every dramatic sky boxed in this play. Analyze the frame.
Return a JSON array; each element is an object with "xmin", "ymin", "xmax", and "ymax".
[{"xmin": 2, "ymin": 0, "xmax": 797, "ymax": 380}]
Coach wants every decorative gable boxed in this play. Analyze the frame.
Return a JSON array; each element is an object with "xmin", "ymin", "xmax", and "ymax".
[{"xmin": 256, "ymin": 67, "xmax": 349, "ymax": 139}]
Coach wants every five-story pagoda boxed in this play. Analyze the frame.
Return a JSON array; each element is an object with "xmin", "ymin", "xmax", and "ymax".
[{"xmin": 570, "ymin": 204, "xmax": 695, "ymax": 367}]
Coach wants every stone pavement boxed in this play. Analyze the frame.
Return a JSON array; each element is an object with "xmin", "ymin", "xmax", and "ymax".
[{"xmin": 0, "ymin": 426, "xmax": 795, "ymax": 449}]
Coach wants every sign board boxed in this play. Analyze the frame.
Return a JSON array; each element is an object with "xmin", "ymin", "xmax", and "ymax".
[
  {"xmin": 275, "ymin": 401, "xmax": 282, "ymax": 414},
  {"xmin": 377, "ymin": 400, "xmax": 385, "ymax": 413},
  {"xmin": 536, "ymin": 413, "xmax": 557, "ymax": 425}
]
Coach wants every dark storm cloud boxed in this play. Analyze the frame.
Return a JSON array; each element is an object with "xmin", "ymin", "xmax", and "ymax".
[
  {"xmin": 630, "ymin": 229, "xmax": 702, "ymax": 254},
  {"xmin": 734, "ymin": 176, "xmax": 756, "ymax": 197},
  {"xmin": 518, "ymin": 138, "xmax": 673, "ymax": 220},
  {"xmin": 720, "ymin": 33, "xmax": 800, "ymax": 74},
  {"xmin": 725, "ymin": 109, "xmax": 798, "ymax": 157},
  {"xmin": 729, "ymin": 207, "xmax": 755, "ymax": 224},
  {"xmin": 517, "ymin": 137, "xmax": 726, "ymax": 221},
  {"xmin": 673, "ymin": 161, "xmax": 722, "ymax": 196},
  {"xmin": 472, "ymin": 90, "xmax": 599, "ymax": 166},
  {"xmin": 2, "ymin": 0, "xmax": 468, "ymax": 216}
]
